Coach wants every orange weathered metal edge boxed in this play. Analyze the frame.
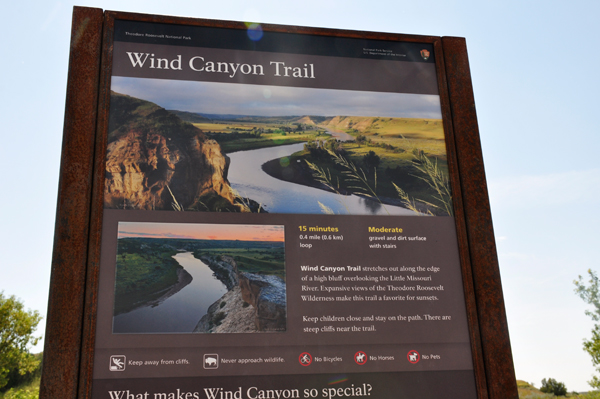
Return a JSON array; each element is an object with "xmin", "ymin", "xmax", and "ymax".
[
  {"xmin": 442, "ymin": 36, "xmax": 518, "ymax": 399},
  {"xmin": 39, "ymin": 6, "xmax": 104, "ymax": 399}
]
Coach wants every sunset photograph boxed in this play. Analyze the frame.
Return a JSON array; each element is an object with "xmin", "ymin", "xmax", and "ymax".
[{"xmin": 113, "ymin": 221, "xmax": 286, "ymax": 334}]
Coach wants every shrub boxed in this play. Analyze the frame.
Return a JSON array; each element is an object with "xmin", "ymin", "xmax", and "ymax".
[
  {"xmin": 0, "ymin": 293, "xmax": 41, "ymax": 390},
  {"xmin": 362, "ymin": 150, "xmax": 380, "ymax": 169},
  {"xmin": 212, "ymin": 312, "xmax": 226, "ymax": 326},
  {"xmin": 540, "ymin": 378, "xmax": 567, "ymax": 396}
]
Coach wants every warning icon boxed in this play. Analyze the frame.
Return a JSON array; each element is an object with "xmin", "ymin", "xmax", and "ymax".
[{"xmin": 110, "ymin": 355, "xmax": 126, "ymax": 371}]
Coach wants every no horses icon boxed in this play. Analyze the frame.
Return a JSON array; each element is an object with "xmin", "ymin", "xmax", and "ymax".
[{"xmin": 354, "ymin": 351, "xmax": 367, "ymax": 365}]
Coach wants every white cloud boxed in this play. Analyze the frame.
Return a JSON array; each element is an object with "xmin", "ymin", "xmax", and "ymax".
[{"xmin": 111, "ymin": 77, "xmax": 442, "ymax": 118}]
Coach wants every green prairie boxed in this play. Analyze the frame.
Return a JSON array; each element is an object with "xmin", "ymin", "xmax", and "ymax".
[
  {"xmin": 191, "ymin": 120, "xmax": 327, "ymax": 153},
  {"xmin": 198, "ymin": 247, "xmax": 285, "ymax": 278}
]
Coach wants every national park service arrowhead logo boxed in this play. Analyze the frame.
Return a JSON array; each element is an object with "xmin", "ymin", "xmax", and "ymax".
[{"xmin": 420, "ymin": 49, "xmax": 430, "ymax": 60}]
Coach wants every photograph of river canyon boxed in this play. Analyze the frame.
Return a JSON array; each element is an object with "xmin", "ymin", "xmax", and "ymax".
[
  {"xmin": 104, "ymin": 77, "xmax": 453, "ymax": 216},
  {"xmin": 112, "ymin": 222, "xmax": 286, "ymax": 334}
]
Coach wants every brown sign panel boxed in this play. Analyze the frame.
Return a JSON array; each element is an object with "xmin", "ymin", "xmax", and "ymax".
[{"xmin": 40, "ymin": 6, "xmax": 517, "ymax": 399}]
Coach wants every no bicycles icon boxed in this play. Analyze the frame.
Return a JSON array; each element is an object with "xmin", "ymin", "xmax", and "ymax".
[{"xmin": 299, "ymin": 352, "xmax": 312, "ymax": 366}]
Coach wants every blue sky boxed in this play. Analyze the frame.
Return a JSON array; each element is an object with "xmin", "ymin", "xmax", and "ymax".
[{"xmin": 1, "ymin": 0, "xmax": 599, "ymax": 392}]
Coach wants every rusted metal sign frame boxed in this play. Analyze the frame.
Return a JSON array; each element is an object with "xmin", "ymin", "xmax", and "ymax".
[{"xmin": 40, "ymin": 6, "xmax": 518, "ymax": 399}]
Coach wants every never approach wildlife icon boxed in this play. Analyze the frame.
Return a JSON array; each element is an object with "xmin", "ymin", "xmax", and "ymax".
[{"xmin": 204, "ymin": 354, "xmax": 219, "ymax": 369}]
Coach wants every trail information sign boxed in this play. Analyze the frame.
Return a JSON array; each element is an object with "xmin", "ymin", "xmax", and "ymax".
[{"xmin": 41, "ymin": 6, "xmax": 518, "ymax": 399}]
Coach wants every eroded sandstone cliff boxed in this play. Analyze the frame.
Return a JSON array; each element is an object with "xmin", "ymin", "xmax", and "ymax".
[
  {"xmin": 104, "ymin": 92, "xmax": 238, "ymax": 211},
  {"xmin": 239, "ymin": 273, "xmax": 287, "ymax": 332},
  {"xmin": 196, "ymin": 255, "xmax": 286, "ymax": 333}
]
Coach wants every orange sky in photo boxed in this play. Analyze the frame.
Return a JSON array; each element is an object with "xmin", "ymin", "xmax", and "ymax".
[{"xmin": 118, "ymin": 222, "xmax": 284, "ymax": 242}]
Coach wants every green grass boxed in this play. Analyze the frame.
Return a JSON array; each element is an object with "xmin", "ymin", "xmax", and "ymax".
[
  {"xmin": 0, "ymin": 378, "xmax": 39, "ymax": 399},
  {"xmin": 113, "ymin": 239, "xmax": 182, "ymax": 315},
  {"xmin": 297, "ymin": 144, "xmax": 451, "ymax": 215},
  {"xmin": 187, "ymin": 190, "xmax": 241, "ymax": 212}
]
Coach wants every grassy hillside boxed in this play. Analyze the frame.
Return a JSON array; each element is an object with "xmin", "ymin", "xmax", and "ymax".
[
  {"xmin": 320, "ymin": 115, "xmax": 443, "ymax": 137},
  {"xmin": 168, "ymin": 110, "xmax": 211, "ymax": 123},
  {"xmin": 319, "ymin": 116, "xmax": 446, "ymax": 158},
  {"xmin": 517, "ymin": 380, "xmax": 589, "ymax": 398},
  {"xmin": 114, "ymin": 239, "xmax": 183, "ymax": 315}
]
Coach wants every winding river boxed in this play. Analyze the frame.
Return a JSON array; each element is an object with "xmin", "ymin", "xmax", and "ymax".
[
  {"xmin": 113, "ymin": 252, "xmax": 227, "ymax": 334},
  {"xmin": 227, "ymin": 135, "xmax": 415, "ymax": 216}
]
